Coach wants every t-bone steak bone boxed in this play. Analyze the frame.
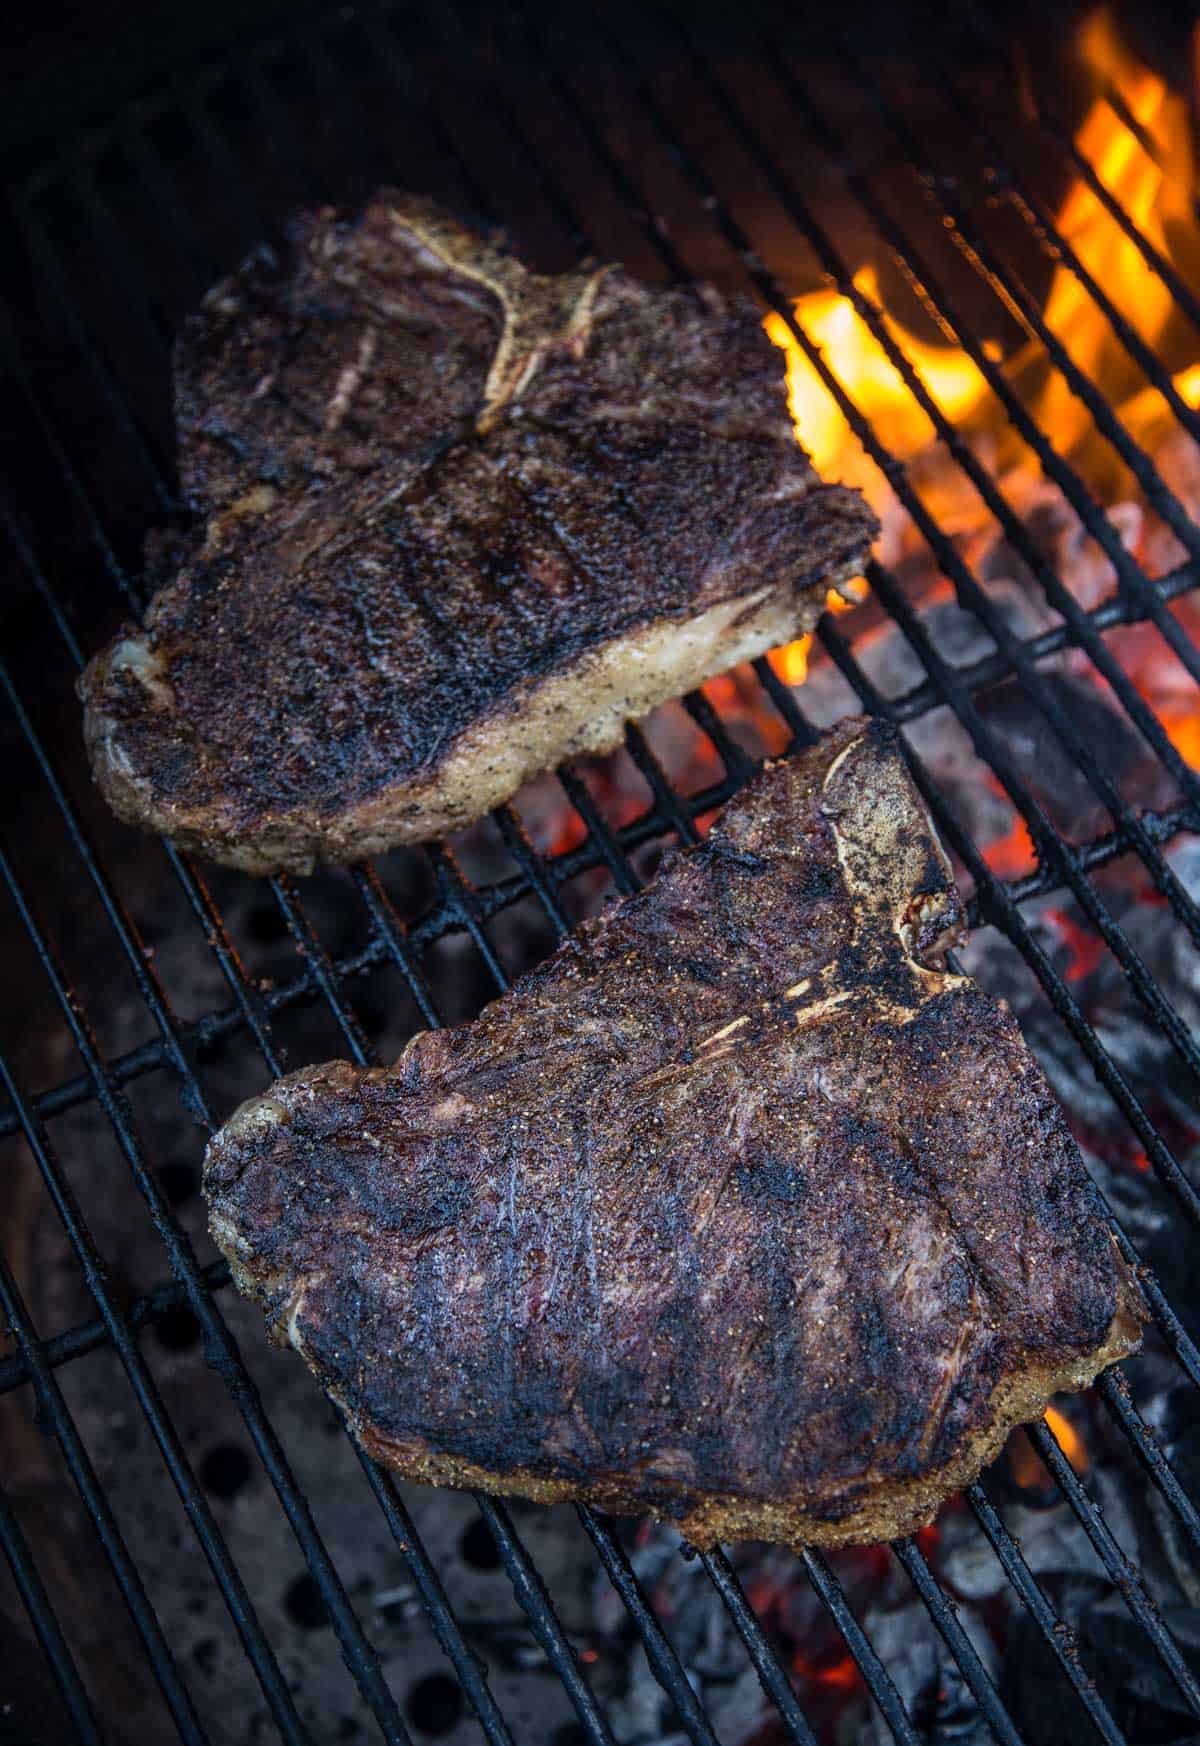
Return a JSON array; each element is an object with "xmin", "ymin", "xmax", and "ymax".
[
  {"xmin": 78, "ymin": 194, "xmax": 877, "ymax": 873},
  {"xmin": 204, "ymin": 719, "xmax": 1142, "ymax": 1548}
]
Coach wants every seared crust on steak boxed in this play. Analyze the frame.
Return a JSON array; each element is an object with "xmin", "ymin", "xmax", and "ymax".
[
  {"xmin": 204, "ymin": 719, "xmax": 1143, "ymax": 1547},
  {"xmin": 79, "ymin": 194, "xmax": 876, "ymax": 873}
]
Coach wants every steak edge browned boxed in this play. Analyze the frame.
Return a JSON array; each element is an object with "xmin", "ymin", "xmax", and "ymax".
[
  {"xmin": 78, "ymin": 194, "xmax": 877, "ymax": 874},
  {"xmin": 204, "ymin": 719, "xmax": 1142, "ymax": 1548}
]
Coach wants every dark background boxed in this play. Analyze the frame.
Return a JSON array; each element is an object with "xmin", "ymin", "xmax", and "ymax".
[{"xmin": 6, "ymin": 1, "xmax": 1199, "ymax": 175}]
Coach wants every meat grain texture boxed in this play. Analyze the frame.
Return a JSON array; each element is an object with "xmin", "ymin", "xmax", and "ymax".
[
  {"xmin": 79, "ymin": 194, "xmax": 876, "ymax": 873},
  {"xmin": 205, "ymin": 719, "xmax": 1142, "ymax": 1548}
]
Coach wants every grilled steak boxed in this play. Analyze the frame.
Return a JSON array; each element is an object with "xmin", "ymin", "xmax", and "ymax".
[
  {"xmin": 78, "ymin": 194, "xmax": 876, "ymax": 874},
  {"xmin": 205, "ymin": 718, "xmax": 1141, "ymax": 1547}
]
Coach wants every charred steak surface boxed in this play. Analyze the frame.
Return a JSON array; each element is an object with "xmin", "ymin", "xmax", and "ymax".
[
  {"xmin": 205, "ymin": 719, "xmax": 1141, "ymax": 1547},
  {"xmin": 79, "ymin": 194, "xmax": 876, "ymax": 873}
]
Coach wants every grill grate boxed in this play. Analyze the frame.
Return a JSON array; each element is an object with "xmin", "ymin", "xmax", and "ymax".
[{"xmin": 2, "ymin": 2, "xmax": 1199, "ymax": 1742}]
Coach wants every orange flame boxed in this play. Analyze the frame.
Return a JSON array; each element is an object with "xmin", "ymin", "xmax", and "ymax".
[
  {"xmin": 1045, "ymin": 1405, "xmax": 1089, "ymax": 1474},
  {"xmin": 763, "ymin": 265, "xmax": 989, "ymax": 509},
  {"xmin": 1035, "ymin": 7, "xmax": 1200, "ymax": 447},
  {"xmin": 765, "ymin": 9, "xmax": 1200, "ymax": 483},
  {"xmin": 1010, "ymin": 1406, "xmax": 1090, "ymax": 1491},
  {"xmin": 760, "ymin": 5, "xmax": 1200, "ymax": 832},
  {"xmin": 768, "ymin": 582, "xmax": 867, "ymax": 688}
]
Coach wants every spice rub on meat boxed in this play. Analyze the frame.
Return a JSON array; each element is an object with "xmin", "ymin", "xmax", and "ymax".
[
  {"xmin": 204, "ymin": 719, "xmax": 1142, "ymax": 1548},
  {"xmin": 79, "ymin": 193, "xmax": 876, "ymax": 874}
]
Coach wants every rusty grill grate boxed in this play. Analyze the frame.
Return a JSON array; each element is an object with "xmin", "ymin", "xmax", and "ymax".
[{"xmin": 1, "ymin": 2, "xmax": 1200, "ymax": 1743}]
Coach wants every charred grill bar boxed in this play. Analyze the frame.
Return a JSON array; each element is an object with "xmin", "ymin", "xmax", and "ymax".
[{"xmin": 1, "ymin": 2, "xmax": 1199, "ymax": 1743}]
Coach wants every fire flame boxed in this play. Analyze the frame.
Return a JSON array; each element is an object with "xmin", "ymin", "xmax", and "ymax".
[
  {"xmin": 763, "ymin": 265, "xmax": 989, "ymax": 499},
  {"xmin": 762, "ymin": 3, "xmax": 1200, "ymax": 798},
  {"xmin": 765, "ymin": 7, "xmax": 1200, "ymax": 491},
  {"xmin": 1045, "ymin": 1404, "xmax": 1089, "ymax": 1472},
  {"xmin": 1010, "ymin": 1405, "xmax": 1090, "ymax": 1491},
  {"xmin": 768, "ymin": 581, "xmax": 867, "ymax": 687},
  {"xmin": 1035, "ymin": 7, "xmax": 1200, "ymax": 450}
]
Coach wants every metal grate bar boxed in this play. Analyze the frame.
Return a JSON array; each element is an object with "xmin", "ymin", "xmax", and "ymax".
[
  {"xmin": 974, "ymin": 797, "xmax": 1198, "ymax": 916},
  {"xmin": 933, "ymin": 55, "xmax": 1200, "ymax": 449},
  {"xmin": 710, "ymin": 8, "xmax": 1200, "ymax": 809},
  {"xmin": 963, "ymin": 1483, "xmax": 1125, "ymax": 1746},
  {"xmin": 1086, "ymin": 72, "xmax": 1200, "ymax": 225},
  {"xmin": 1029, "ymin": 1420, "xmax": 1200, "ymax": 1716},
  {"xmin": 0, "ymin": 1252, "xmax": 209, "ymax": 1743},
  {"xmin": 472, "ymin": 1497, "xmax": 617, "ymax": 1746},
  {"xmin": 887, "ymin": 557, "xmax": 1200, "ymax": 726},
  {"xmin": 0, "ymin": 1260, "xmax": 228, "ymax": 1396},
  {"xmin": 890, "ymin": 1539, "xmax": 1023, "ymax": 1746},
  {"xmin": 578, "ymin": 1512, "xmax": 723, "ymax": 1746},
  {"xmin": 0, "ymin": 1473, "xmax": 103, "ymax": 1746},
  {"xmin": 346, "ymin": 1462, "xmax": 521, "ymax": 1746},
  {"xmin": 1095, "ymin": 1370, "xmax": 1200, "ymax": 1560},
  {"xmin": 696, "ymin": 1550, "xmax": 823, "ymax": 1746},
  {"xmin": 9, "ymin": 186, "xmax": 174, "ymax": 514},
  {"xmin": 567, "ymin": 15, "xmax": 1200, "ymax": 1232},
  {"xmin": 815, "ymin": 612, "xmax": 1200, "ymax": 1390},
  {"xmin": 837, "ymin": 39, "xmax": 1200, "ymax": 562},
  {"xmin": 0, "ymin": 1044, "xmax": 310, "ymax": 1746},
  {"xmin": 983, "ymin": 28, "xmax": 1200, "ymax": 340},
  {"xmin": 0, "ymin": 694, "xmax": 410, "ymax": 1740},
  {"xmin": 789, "ymin": 1549, "xmax": 921, "ymax": 1746},
  {"xmin": 475, "ymin": 1, "xmax": 1200, "ymax": 1728}
]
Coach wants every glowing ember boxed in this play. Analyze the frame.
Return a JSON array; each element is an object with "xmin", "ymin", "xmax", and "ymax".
[
  {"xmin": 979, "ymin": 776, "xmax": 1038, "ymax": 879},
  {"xmin": 915, "ymin": 1521, "xmax": 940, "ymax": 1556},
  {"xmin": 1043, "ymin": 908, "xmax": 1106, "ymax": 982}
]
